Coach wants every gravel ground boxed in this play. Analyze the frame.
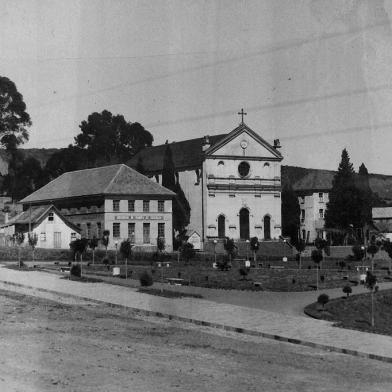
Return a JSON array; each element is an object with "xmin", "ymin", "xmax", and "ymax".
[{"xmin": 0, "ymin": 289, "xmax": 392, "ymax": 391}]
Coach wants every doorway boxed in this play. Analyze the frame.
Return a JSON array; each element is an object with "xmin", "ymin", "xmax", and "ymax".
[
  {"xmin": 218, "ymin": 215, "xmax": 225, "ymax": 238},
  {"xmin": 263, "ymin": 215, "xmax": 271, "ymax": 240},
  {"xmin": 239, "ymin": 208, "xmax": 250, "ymax": 239}
]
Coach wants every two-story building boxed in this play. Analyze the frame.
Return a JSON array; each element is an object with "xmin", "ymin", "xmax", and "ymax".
[{"xmin": 19, "ymin": 164, "xmax": 175, "ymax": 250}]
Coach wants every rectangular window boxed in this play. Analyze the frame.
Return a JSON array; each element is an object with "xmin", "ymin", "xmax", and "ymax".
[
  {"xmin": 40, "ymin": 232, "xmax": 46, "ymax": 241},
  {"xmin": 128, "ymin": 223, "xmax": 135, "ymax": 243},
  {"xmin": 48, "ymin": 212, "xmax": 54, "ymax": 222},
  {"xmin": 96, "ymin": 222, "xmax": 102, "ymax": 238},
  {"xmin": 128, "ymin": 200, "xmax": 135, "ymax": 212},
  {"xmin": 143, "ymin": 200, "xmax": 150, "ymax": 212},
  {"xmin": 300, "ymin": 209, "xmax": 305, "ymax": 223},
  {"xmin": 113, "ymin": 222, "xmax": 120, "ymax": 238},
  {"xmin": 113, "ymin": 200, "xmax": 120, "ymax": 212},
  {"xmin": 71, "ymin": 232, "xmax": 77, "ymax": 241},
  {"xmin": 86, "ymin": 222, "xmax": 91, "ymax": 238},
  {"xmin": 158, "ymin": 222, "xmax": 165, "ymax": 239},
  {"xmin": 319, "ymin": 192, "xmax": 324, "ymax": 202},
  {"xmin": 319, "ymin": 209, "xmax": 324, "ymax": 219},
  {"xmin": 143, "ymin": 223, "xmax": 150, "ymax": 243},
  {"xmin": 158, "ymin": 200, "xmax": 164, "ymax": 212}
]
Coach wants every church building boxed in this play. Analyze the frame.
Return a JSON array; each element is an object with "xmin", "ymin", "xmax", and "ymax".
[{"xmin": 130, "ymin": 114, "xmax": 283, "ymax": 249}]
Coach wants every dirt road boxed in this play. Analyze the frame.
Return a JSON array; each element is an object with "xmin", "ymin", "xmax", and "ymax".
[{"xmin": 0, "ymin": 289, "xmax": 391, "ymax": 391}]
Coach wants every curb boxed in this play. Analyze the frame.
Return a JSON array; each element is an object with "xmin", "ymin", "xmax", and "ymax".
[{"xmin": 1, "ymin": 279, "xmax": 392, "ymax": 364}]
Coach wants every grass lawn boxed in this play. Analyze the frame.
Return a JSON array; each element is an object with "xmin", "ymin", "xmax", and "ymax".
[
  {"xmin": 305, "ymin": 289, "xmax": 392, "ymax": 336},
  {"xmin": 138, "ymin": 287, "xmax": 203, "ymax": 299}
]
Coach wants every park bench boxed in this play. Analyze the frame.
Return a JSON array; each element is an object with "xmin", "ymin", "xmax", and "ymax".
[
  {"xmin": 60, "ymin": 267, "xmax": 71, "ymax": 274},
  {"xmin": 270, "ymin": 266, "xmax": 284, "ymax": 270},
  {"xmin": 253, "ymin": 282, "xmax": 262, "ymax": 288},
  {"xmin": 308, "ymin": 285, "xmax": 317, "ymax": 290},
  {"xmin": 167, "ymin": 278, "xmax": 186, "ymax": 286}
]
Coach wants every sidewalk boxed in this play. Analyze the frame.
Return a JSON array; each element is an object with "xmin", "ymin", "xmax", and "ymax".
[{"xmin": 1, "ymin": 265, "xmax": 392, "ymax": 363}]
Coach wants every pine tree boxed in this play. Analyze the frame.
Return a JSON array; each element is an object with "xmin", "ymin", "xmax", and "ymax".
[
  {"xmin": 161, "ymin": 145, "xmax": 191, "ymax": 234},
  {"xmin": 357, "ymin": 163, "xmax": 373, "ymax": 228},
  {"xmin": 281, "ymin": 184, "xmax": 300, "ymax": 245},
  {"xmin": 325, "ymin": 149, "xmax": 368, "ymax": 230}
]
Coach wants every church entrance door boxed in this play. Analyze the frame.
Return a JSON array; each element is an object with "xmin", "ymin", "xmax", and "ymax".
[
  {"xmin": 218, "ymin": 215, "xmax": 225, "ymax": 238},
  {"xmin": 239, "ymin": 208, "xmax": 249, "ymax": 239},
  {"xmin": 264, "ymin": 216, "xmax": 271, "ymax": 240}
]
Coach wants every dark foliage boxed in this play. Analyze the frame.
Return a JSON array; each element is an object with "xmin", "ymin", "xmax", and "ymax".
[
  {"xmin": 343, "ymin": 285, "xmax": 352, "ymax": 297},
  {"xmin": 311, "ymin": 249, "xmax": 323, "ymax": 265},
  {"xmin": 223, "ymin": 237, "xmax": 236, "ymax": 260},
  {"xmin": 180, "ymin": 242, "xmax": 195, "ymax": 263},
  {"xmin": 139, "ymin": 271, "xmax": 153, "ymax": 287},
  {"xmin": 281, "ymin": 184, "xmax": 300, "ymax": 245},
  {"xmin": 70, "ymin": 238, "xmax": 88, "ymax": 261},
  {"xmin": 352, "ymin": 244, "xmax": 366, "ymax": 261},
  {"xmin": 70, "ymin": 263, "xmax": 81, "ymax": 278},
  {"xmin": 119, "ymin": 239, "xmax": 133, "ymax": 259},
  {"xmin": 317, "ymin": 293, "xmax": 329, "ymax": 308}
]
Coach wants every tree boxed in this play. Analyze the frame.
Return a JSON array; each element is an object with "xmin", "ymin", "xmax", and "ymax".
[
  {"xmin": 367, "ymin": 242, "xmax": 379, "ymax": 272},
  {"xmin": 250, "ymin": 237, "xmax": 259, "ymax": 262},
  {"xmin": 325, "ymin": 149, "xmax": 364, "ymax": 233},
  {"xmin": 223, "ymin": 237, "xmax": 236, "ymax": 264},
  {"xmin": 88, "ymin": 237, "xmax": 99, "ymax": 265},
  {"xmin": 161, "ymin": 145, "xmax": 190, "ymax": 234},
  {"xmin": 13, "ymin": 232, "xmax": 25, "ymax": 268},
  {"xmin": 28, "ymin": 232, "xmax": 38, "ymax": 262},
  {"xmin": 352, "ymin": 244, "xmax": 366, "ymax": 261},
  {"xmin": 102, "ymin": 230, "xmax": 110, "ymax": 257},
  {"xmin": 357, "ymin": 163, "xmax": 373, "ymax": 237},
  {"xmin": 281, "ymin": 184, "xmax": 300, "ymax": 246},
  {"xmin": 365, "ymin": 271, "xmax": 377, "ymax": 327},
  {"xmin": 75, "ymin": 110, "xmax": 153, "ymax": 166},
  {"xmin": 70, "ymin": 238, "xmax": 88, "ymax": 263},
  {"xmin": 311, "ymin": 249, "xmax": 323, "ymax": 290},
  {"xmin": 317, "ymin": 293, "xmax": 329, "ymax": 310},
  {"xmin": 343, "ymin": 285, "xmax": 352, "ymax": 297},
  {"xmin": 0, "ymin": 76, "xmax": 31, "ymax": 150},
  {"xmin": 295, "ymin": 239, "xmax": 306, "ymax": 270},
  {"xmin": 180, "ymin": 242, "xmax": 195, "ymax": 264},
  {"xmin": 383, "ymin": 240, "xmax": 392, "ymax": 273},
  {"xmin": 119, "ymin": 239, "xmax": 133, "ymax": 279}
]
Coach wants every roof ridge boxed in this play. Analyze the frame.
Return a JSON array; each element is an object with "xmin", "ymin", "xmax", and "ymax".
[
  {"xmin": 61, "ymin": 163, "xmax": 123, "ymax": 175},
  {"xmin": 104, "ymin": 164, "xmax": 126, "ymax": 193}
]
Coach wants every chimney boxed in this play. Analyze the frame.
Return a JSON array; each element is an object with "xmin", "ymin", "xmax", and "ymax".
[
  {"xmin": 202, "ymin": 135, "xmax": 211, "ymax": 151},
  {"xmin": 273, "ymin": 139, "xmax": 281, "ymax": 149}
]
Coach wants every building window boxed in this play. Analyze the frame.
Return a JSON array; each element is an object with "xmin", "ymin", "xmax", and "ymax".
[
  {"xmin": 40, "ymin": 232, "xmax": 46, "ymax": 241},
  {"xmin": 158, "ymin": 222, "xmax": 165, "ymax": 239},
  {"xmin": 113, "ymin": 223, "xmax": 120, "ymax": 238},
  {"xmin": 86, "ymin": 223, "xmax": 91, "ymax": 238},
  {"xmin": 97, "ymin": 222, "xmax": 102, "ymax": 238},
  {"xmin": 128, "ymin": 223, "xmax": 135, "ymax": 243},
  {"xmin": 238, "ymin": 161, "xmax": 250, "ymax": 178},
  {"xmin": 71, "ymin": 232, "xmax": 77, "ymax": 241},
  {"xmin": 319, "ymin": 209, "xmax": 324, "ymax": 219},
  {"xmin": 158, "ymin": 200, "xmax": 164, "ymax": 212},
  {"xmin": 143, "ymin": 223, "xmax": 150, "ymax": 243},
  {"xmin": 319, "ymin": 192, "xmax": 324, "ymax": 202},
  {"xmin": 301, "ymin": 209, "xmax": 305, "ymax": 223},
  {"xmin": 128, "ymin": 200, "xmax": 135, "ymax": 212},
  {"xmin": 48, "ymin": 212, "xmax": 54, "ymax": 222},
  {"xmin": 113, "ymin": 200, "xmax": 120, "ymax": 212},
  {"xmin": 143, "ymin": 200, "xmax": 150, "ymax": 212},
  {"xmin": 300, "ymin": 196, "xmax": 304, "ymax": 204}
]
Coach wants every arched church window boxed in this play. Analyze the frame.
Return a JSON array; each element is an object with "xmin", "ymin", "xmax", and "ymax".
[
  {"xmin": 217, "ymin": 161, "xmax": 224, "ymax": 166},
  {"xmin": 263, "ymin": 162, "xmax": 270, "ymax": 167},
  {"xmin": 238, "ymin": 161, "xmax": 250, "ymax": 178}
]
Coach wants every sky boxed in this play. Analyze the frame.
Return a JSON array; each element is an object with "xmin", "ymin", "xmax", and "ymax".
[{"xmin": 1, "ymin": 0, "xmax": 392, "ymax": 174}]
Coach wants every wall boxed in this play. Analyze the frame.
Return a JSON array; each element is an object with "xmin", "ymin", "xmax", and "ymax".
[{"xmin": 104, "ymin": 198, "xmax": 173, "ymax": 251}]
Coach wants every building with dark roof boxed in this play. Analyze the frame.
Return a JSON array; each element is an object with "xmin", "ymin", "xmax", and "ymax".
[
  {"xmin": 130, "ymin": 122, "xmax": 283, "ymax": 247},
  {"xmin": 19, "ymin": 164, "xmax": 175, "ymax": 251}
]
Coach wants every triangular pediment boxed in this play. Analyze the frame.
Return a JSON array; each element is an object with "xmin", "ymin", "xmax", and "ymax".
[{"xmin": 205, "ymin": 123, "xmax": 282, "ymax": 160}]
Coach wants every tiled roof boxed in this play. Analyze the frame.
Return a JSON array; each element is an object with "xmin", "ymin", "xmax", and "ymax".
[
  {"xmin": 2, "ymin": 205, "xmax": 81, "ymax": 232},
  {"xmin": 20, "ymin": 164, "xmax": 175, "ymax": 204},
  {"xmin": 128, "ymin": 134, "xmax": 226, "ymax": 173}
]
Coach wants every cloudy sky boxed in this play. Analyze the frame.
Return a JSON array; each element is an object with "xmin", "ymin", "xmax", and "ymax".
[{"xmin": 1, "ymin": 0, "xmax": 392, "ymax": 173}]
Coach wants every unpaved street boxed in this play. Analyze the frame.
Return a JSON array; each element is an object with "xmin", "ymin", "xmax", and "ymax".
[{"xmin": 0, "ymin": 289, "xmax": 391, "ymax": 392}]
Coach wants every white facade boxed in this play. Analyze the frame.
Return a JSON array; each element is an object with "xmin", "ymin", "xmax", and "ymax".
[
  {"xmin": 299, "ymin": 192, "xmax": 329, "ymax": 242},
  {"xmin": 203, "ymin": 126, "xmax": 282, "ymax": 241}
]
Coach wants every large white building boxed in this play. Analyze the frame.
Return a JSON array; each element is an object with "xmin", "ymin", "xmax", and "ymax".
[{"xmin": 130, "ymin": 121, "xmax": 283, "ymax": 248}]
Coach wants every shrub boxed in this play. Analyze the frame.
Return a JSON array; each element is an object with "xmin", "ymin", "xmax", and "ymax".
[
  {"xmin": 351, "ymin": 244, "xmax": 365, "ymax": 261},
  {"xmin": 317, "ymin": 293, "xmax": 329, "ymax": 309},
  {"xmin": 239, "ymin": 267, "xmax": 248, "ymax": 279},
  {"xmin": 102, "ymin": 257, "xmax": 109, "ymax": 265},
  {"xmin": 139, "ymin": 271, "xmax": 153, "ymax": 287},
  {"xmin": 181, "ymin": 242, "xmax": 196, "ymax": 263},
  {"xmin": 343, "ymin": 285, "xmax": 352, "ymax": 297},
  {"xmin": 70, "ymin": 264, "xmax": 81, "ymax": 278}
]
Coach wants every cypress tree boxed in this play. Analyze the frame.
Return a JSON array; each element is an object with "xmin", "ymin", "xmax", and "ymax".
[{"xmin": 281, "ymin": 183, "xmax": 300, "ymax": 245}]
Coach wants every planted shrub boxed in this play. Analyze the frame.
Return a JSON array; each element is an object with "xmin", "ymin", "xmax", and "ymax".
[
  {"xmin": 70, "ymin": 264, "xmax": 81, "ymax": 278},
  {"xmin": 139, "ymin": 271, "xmax": 153, "ymax": 287},
  {"xmin": 317, "ymin": 293, "xmax": 329, "ymax": 309},
  {"xmin": 343, "ymin": 285, "xmax": 352, "ymax": 297},
  {"xmin": 239, "ymin": 267, "xmax": 248, "ymax": 280}
]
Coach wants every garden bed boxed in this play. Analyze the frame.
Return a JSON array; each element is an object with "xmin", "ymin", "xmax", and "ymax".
[
  {"xmin": 137, "ymin": 287, "xmax": 203, "ymax": 299},
  {"xmin": 304, "ymin": 289, "xmax": 392, "ymax": 336}
]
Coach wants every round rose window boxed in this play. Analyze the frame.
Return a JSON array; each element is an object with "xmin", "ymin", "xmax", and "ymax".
[{"xmin": 238, "ymin": 161, "xmax": 250, "ymax": 177}]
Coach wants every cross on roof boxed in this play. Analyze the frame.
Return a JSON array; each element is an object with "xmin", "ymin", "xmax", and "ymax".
[{"xmin": 238, "ymin": 108, "xmax": 247, "ymax": 124}]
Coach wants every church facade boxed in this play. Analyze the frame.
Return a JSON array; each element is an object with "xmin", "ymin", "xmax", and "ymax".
[{"xmin": 130, "ymin": 120, "xmax": 283, "ymax": 249}]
